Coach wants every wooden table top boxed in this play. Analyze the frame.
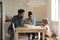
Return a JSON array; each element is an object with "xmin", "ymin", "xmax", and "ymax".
[{"xmin": 15, "ymin": 27, "xmax": 46, "ymax": 33}]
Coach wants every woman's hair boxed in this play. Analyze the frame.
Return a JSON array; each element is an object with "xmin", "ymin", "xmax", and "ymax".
[
  {"xmin": 28, "ymin": 11, "xmax": 33, "ymax": 17},
  {"xmin": 42, "ymin": 18, "xmax": 48, "ymax": 25}
]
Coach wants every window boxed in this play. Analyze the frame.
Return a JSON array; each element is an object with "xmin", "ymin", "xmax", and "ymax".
[{"xmin": 51, "ymin": 0, "xmax": 58, "ymax": 21}]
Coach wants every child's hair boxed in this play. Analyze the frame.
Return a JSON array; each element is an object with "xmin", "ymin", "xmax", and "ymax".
[{"xmin": 42, "ymin": 18, "xmax": 48, "ymax": 25}]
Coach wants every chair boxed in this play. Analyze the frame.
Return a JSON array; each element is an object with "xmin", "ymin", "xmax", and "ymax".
[
  {"xmin": 5, "ymin": 33, "xmax": 10, "ymax": 40},
  {"xmin": 12, "ymin": 23, "xmax": 16, "ymax": 40},
  {"xmin": 45, "ymin": 31, "xmax": 57, "ymax": 40},
  {"xmin": 4, "ymin": 22, "xmax": 11, "ymax": 40}
]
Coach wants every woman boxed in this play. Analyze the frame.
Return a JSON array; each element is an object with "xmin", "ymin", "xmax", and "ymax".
[{"xmin": 24, "ymin": 11, "xmax": 36, "ymax": 40}]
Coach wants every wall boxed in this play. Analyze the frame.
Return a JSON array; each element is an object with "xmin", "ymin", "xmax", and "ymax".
[
  {"xmin": 3, "ymin": 0, "xmax": 47, "ymax": 21},
  {"xmin": 58, "ymin": 0, "xmax": 60, "ymax": 39},
  {"xmin": 0, "ymin": 0, "xmax": 2, "ymax": 2},
  {"xmin": 47, "ymin": 0, "xmax": 58, "ymax": 35},
  {"xmin": 27, "ymin": 0, "xmax": 47, "ymax": 5}
]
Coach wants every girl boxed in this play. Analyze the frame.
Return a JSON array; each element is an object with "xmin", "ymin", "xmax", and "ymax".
[
  {"xmin": 41, "ymin": 18, "xmax": 51, "ymax": 37},
  {"xmin": 40, "ymin": 18, "xmax": 52, "ymax": 40}
]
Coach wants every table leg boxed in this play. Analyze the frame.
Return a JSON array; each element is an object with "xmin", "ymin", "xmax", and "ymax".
[
  {"xmin": 16, "ymin": 31, "xmax": 18, "ymax": 40},
  {"xmin": 42, "ymin": 32, "xmax": 45, "ymax": 40},
  {"xmin": 38, "ymin": 32, "xmax": 40, "ymax": 40}
]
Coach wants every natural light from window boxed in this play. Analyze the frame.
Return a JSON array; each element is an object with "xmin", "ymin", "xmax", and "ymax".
[{"xmin": 51, "ymin": 0, "xmax": 58, "ymax": 21}]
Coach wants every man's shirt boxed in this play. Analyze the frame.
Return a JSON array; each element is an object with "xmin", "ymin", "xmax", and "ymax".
[{"xmin": 8, "ymin": 15, "xmax": 23, "ymax": 30}]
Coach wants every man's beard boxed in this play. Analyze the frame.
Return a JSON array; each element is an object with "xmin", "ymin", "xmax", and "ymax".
[{"xmin": 20, "ymin": 16, "xmax": 23, "ymax": 19}]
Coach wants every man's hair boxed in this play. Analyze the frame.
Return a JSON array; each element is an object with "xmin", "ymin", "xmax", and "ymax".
[
  {"xmin": 28, "ymin": 11, "xmax": 33, "ymax": 17},
  {"xmin": 18, "ymin": 9, "xmax": 25, "ymax": 14}
]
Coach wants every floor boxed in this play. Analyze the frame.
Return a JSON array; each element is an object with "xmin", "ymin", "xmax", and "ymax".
[
  {"xmin": 5, "ymin": 37, "xmax": 56, "ymax": 40},
  {"xmin": 34, "ymin": 37, "xmax": 57, "ymax": 40},
  {"xmin": 46, "ymin": 37, "xmax": 57, "ymax": 40}
]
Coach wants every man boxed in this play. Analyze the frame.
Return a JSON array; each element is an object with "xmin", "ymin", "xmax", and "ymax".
[
  {"xmin": 24, "ymin": 11, "xmax": 36, "ymax": 40},
  {"xmin": 8, "ymin": 9, "xmax": 25, "ymax": 40}
]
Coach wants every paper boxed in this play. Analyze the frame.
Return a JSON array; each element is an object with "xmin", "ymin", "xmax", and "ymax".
[{"xmin": 25, "ymin": 25, "xmax": 41, "ymax": 29}]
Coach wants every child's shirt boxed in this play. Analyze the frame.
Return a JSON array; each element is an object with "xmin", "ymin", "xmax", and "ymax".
[{"xmin": 42, "ymin": 24, "xmax": 51, "ymax": 36}]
